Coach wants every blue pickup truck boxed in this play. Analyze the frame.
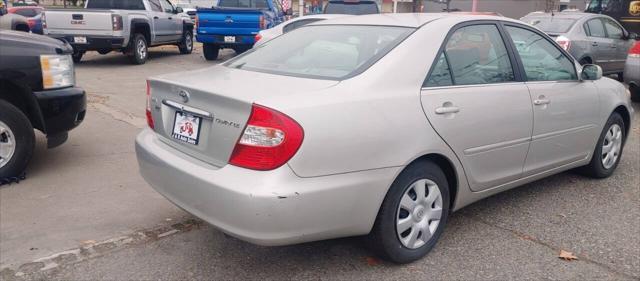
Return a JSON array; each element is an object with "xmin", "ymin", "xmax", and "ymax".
[{"xmin": 196, "ymin": 0, "xmax": 288, "ymax": 60}]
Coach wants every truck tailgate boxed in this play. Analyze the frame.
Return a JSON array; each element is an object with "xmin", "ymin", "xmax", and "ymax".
[
  {"xmin": 45, "ymin": 9, "xmax": 115, "ymax": 35},
  {"xmin": 197, "ymin": 8, "xmax": 262, "ymax": 35}
]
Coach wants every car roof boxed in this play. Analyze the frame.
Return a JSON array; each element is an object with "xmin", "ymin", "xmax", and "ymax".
[
  {"xmin": 315, "ymin": 13, "xmax": 517, "ymax": 28},
  {"xmin": 521, "ymin": 11, "xmax": 599, "ymax": 20}
]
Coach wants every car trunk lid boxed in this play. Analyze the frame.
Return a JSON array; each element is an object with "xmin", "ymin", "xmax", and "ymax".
[{"xmin": 147, "ymin": 66, "xmax": 338, "ymax": 168}]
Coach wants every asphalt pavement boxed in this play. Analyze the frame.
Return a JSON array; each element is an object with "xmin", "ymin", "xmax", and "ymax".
[{"xmin": 0, "ymin": 44, "xmax": 639, "ymax": 280}]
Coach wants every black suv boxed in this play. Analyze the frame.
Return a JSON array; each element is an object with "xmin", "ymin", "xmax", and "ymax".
[{"xmin": 0, "ymin": 30, "xmax": 86, "ymax": 179}]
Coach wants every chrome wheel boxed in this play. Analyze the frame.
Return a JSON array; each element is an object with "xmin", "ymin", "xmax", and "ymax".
[
  {"xmin": 602, "ymin": 123, "xmax": 623, "ymax": 169},
  {"xmin": 396, "ymin": 179, "xmax": 443, "ymax": 249},
  {"xmin": 137, "ymin": 39, "xmax": 147, "ymax": 60},
  {"xmin": 0, "ymin": 121, "xmax": 16, "ymax": 169}
]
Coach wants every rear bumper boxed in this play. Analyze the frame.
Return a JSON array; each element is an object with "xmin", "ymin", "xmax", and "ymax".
[
  {"xmin": 34, "ymin": 86, "xmax": 86, "ymax": 135},
  {"xmin": 49, "ymin": 35, "xmax": 126, "ymax": 51},
  {"xmin": 135, "ymin": 128, "xmax": 398, "ymax": 246},
  {"xmin": 196, "ymin": 33, "xmax": 255, "ymax": 47}
]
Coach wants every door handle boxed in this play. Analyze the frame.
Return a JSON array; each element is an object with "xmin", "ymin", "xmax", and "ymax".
[
  {"xmin": 610, "ymin": 45, "xmax": 617, "ymax": 48},
  {"xmin": 592, "ymin": 42, "xmax": 599, "ymax": 47},
  {"xmin": 168, "ymin": 17, "xmax": 173, "ymax": 20},
  {"xmin": 533, "ymin": 99, "xmax": 551, "ymax": 105},
  {"xmin": 154, "ymin": 16, "xmax": 159, "ymax": 19},
  {"xmin": 435, "ymin": 106, "xmax": 460, "ymax": 115}
]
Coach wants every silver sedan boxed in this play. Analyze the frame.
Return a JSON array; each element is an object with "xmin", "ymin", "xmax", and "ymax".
[{"xmin": 136, "ymin": 13, "xmax": 634, "ymax": 263}]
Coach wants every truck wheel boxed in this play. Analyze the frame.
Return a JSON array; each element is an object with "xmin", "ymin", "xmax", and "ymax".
[
  {"xmin": 0, "ymin": 100, "xmax": 35, "ymax": 179},
  {"xmin": 179, "ymin": 30, "xmax": 193, "ymax": 54},
  {"xmin": 203, "ymin": 43, "xmax": 219, "ymax": 61},
  {"xmin": 128, "ymin": 34, "xmax": 148, "ymax": 65},
  {"xmin": 72, "ymin": 51, "xmax": 84, "ymax": 63}
]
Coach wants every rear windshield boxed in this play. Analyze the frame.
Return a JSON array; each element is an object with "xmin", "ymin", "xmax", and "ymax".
[
  {"xmin": 324, "ymin": 1, "xmax": 378, "ymax": 15},
  {"xmin": 218, "ymin": 0, "xmax": 269, "ymax": 9},
  {"xmin": 14, "ymin": 8, "xmax": 43, "ymax": 17},
  {"xmin": 521, "ymin": 17, "xmax": 577, "ymax": 33},
  {"xmin": 226, "ymin": 25, "xmax": 413, "ymax": 80},
  {"xmin": 86, "ymin": 0, "xmax": 146, "ymax": 10}
]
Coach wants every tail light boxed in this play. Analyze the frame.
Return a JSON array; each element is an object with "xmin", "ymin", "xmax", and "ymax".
[
  {"xmin": 555, "ymin": 35, "xmax": 571, "ymax": 51},
  {"xmin": 629, "ymin": 42, "xmax": 640, "ymax": 58},
  {"xmin": 259, "ymin": 15, "xmax": 266, "ymax": 29},
  {"xmin": 146, "ymin": 81, "xmax": 154, "ymax": 129},
  {"xmin": 254, "ymin": 33, "xmax": 262, "ymax": 43},
  {"xmin": 195, "ymin": 14, "xmax": 199, "ymax": 29},
  {"xmin": 42, "ymin": 13, "xmax": 47, "ymax": 29},
  {"xmin": 112, "ymin": 14, "xmax": 123, "ymax": 31},
  {"xmin": 229, "ymin": 104, "xmax": 304, "ymax": 171}
]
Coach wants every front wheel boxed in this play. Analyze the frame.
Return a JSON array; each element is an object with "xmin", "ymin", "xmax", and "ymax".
[
  {"xmin": 0, "ymin": 100, "xmax": 35, "ymax": 179},
  {"xmin": 72, "ymin": 51, "xmax": 84, "ymax": 63},
  {"xmin": 203, "ymin": 43, "xmax": 219, "ymax": 61},
  {"xmin": 178, "ymin": 30, "xmax": 193, "ymax": 54},
  {"xmin": 367, "ymin": 160, "xmax": 450, "ymax": 264},
  {"xmin": 578, "ymin": 112, "xmax": 626, "ymax": 178},
  {"xmin": 127, "ymin": 33, "xmax": 148, "ymax": 65}
]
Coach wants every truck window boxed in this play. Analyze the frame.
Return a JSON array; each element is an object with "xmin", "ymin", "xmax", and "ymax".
[
  {"xmin": 160, "ymin": 0, "xmax": 175, "ymax": 13},
  {"xmin": 218, "ymin": 0, "xmax": 270, "ymax": 9},
  {"xmin": 149, "ymin": 0, "xmax": 163, "ymax": 12},
  {"xmin": 324, "ymin": 1, "xmax": 379, "ymax": 15},
  {"xmin": 86, "ymin": 0, "xmax": 146, "ymax": 10}
]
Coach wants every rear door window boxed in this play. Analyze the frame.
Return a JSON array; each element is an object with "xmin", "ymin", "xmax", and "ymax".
[
  {"xmin": 586, "ymin": 18, "xmax": 606, "ymax": 37},
  {"xmin": 438, "ymin": 24, "xmax": 515, "ymax": 86}
]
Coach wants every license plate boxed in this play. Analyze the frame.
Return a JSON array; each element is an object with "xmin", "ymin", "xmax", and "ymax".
[
  {"xmin": 74, "ymin": 36, "xmax": 87, "ymax": 44},
  {"xmin": 172, "ymin": 112, "xmax": 202, "ymax": 145},
  {"xmin": 224, "ymin": 36, "xmax": 235, "ymax": 43}
]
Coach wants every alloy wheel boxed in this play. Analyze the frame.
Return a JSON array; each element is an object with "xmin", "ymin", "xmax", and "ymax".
[
  {"xmin": 396, "ymin": 179, "xmax": 443, "ymax": 249},
  {"xmin": 137, "ymin": 39, "xmax": 147, "ymax": 60}
]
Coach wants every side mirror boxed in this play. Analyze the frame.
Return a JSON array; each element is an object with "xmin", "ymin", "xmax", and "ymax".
[
  {"xmin": 629, "ymin": 32, "xmax": 639, "ymax": 40},
  {"xmin": 175, "ymin": 7, "xmax": 183, "ymax": 14},
  {"xmin": 581, "ymin": 64, "xmax": 603, "ymax": 81}
]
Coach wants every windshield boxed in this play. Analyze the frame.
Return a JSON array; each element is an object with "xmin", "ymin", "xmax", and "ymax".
[
  {"xmin": 86, "ymin": 0, "xmax": 145, "ymax": 10},
  {"xmin": 521, "ymin": 17, "xmax": 577, "ymax": 33},
  {"xmin": 226, "ymin": 25, "xmax": 413, "ymax": 80},
  {"xmin": 324, "ymin": 1, "xmax": 379, "ymax": 15},
  {"xmin": 218, "ymin": 0, "xmax": 269, "ymax": 9}
]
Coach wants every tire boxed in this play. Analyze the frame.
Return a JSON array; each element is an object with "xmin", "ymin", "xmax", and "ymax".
[
  {"xmin": 630, "ymin": 84, "xmax": 640, "ymax": 103},
  {"xmin": 578, "ymin": 112, "xmax": 625, "ymax": 178},
  {"xmin": 367, "ymin": 160, "xmax": 450, "ymax": 264},
  {"xmin": 203, "ymin": 43, "xmax": 219, "ymax": 61},
  {"xmin": 127, "ymin": 33, "xmax": 148, "ymax": 65},
  {"xmin": 72, "ymin": 51, "xmax": 84, "ymax": 63},
  {"xmin": 178, "ymin": 30, "xmax": 193, "ymax": 55},
  {"xmin": 0, "ymin": 100, "xmax": 35, "ymax": 179},
  {"xmin": 233, "ymin": 45, "xmax": 250, "ymax": 55},
  {"xmin": 616, "ymin": 72, "xmax": 624, "ymax": 82}
]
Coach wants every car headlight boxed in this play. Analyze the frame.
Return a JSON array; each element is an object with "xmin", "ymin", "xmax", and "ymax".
[{"xmin": 40, "ymin": 54, "xmax": 75, "ymax": 89}]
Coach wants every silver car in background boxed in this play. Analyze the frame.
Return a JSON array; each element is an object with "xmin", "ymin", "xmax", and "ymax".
[
  {"xmin": 136, "ymin": 14, "xmax": 633, "ymax": 263},
  {"xmin": 625, "ymin": 41, "xmax": 640, "ymax": 102},
  {"xmin": 522, "ymin": 11, "xmax": 637, "ymax": 79}
]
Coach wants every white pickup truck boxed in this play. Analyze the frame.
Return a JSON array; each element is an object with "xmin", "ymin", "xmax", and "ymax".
[{"xmin": 44, "ymin": 0, "xmax": 194, "ymax": 64}]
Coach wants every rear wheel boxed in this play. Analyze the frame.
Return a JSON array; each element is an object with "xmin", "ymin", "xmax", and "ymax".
[
  {"xmin": 367, "ymin": 160, "xmax": 450, "ymax": 264},
  {"xmin": 579, "ymin": 112, "xmax": 625, "ymax": 178},
  {"xmin": 0, "ymin": 100, "xmax": 35, "ymax": 179},
  {"xmin": 127, "ymin": 33, "xmax": 148, "ymax": 65},
  {"xmin": 178, "ymin": 30, "xmax": 193, "ymax": 54},
  {"xmin": 203, "ymin": 43, "xmax": 219, "ymax": 61},
  {"xmin": 630, "ymin": 84, "xmax": 640, "ymax": 102}
]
